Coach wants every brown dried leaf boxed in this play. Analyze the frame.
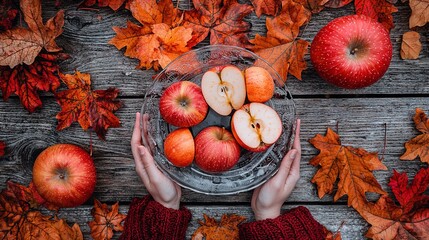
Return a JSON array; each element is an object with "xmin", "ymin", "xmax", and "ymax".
[
  {"xmin": 0, "ymin": 0, "xmax": 18, "ymax": 31},
  {"xmin": 309, "ymin": 128, "xmax": 387, "ymax": 210},
  {"xmin": 401, "ymin": 108, "xmax": 429, "ymax": 163},
  {"xmin": 295, "ymin": 0, "xmax": 330, "ymax": 13},
  {"xmin": 250, "ymin": 0, "xmax": 281, "ymax": 17},
  {"xmin": 191, "ymin": 214, "xmax": 246, "ymax": 240},
  {"xmin": 88, "ymin": 199, "xmax": 127, "ymax": 240},
  {"xmin": 325, "ymin": 0, "xmax": 353, "ymax": 8},
  {"xmin": 401, "ymin": 31, "xmax": 422, "ymax": 60},
  {"xmin": 79, "ymin": 0, "xmax": 128, "ymax": 11},
  {"xmin": 409, "ymin": 0, "xmax": 429, "ymax": 28},
  {"xmin": 355, "ymin": 0, "xmax": 398, "ymax": 31},
  {"xmin": 0, "ymin": 0, "xmax": 64, "ymax": 68}
]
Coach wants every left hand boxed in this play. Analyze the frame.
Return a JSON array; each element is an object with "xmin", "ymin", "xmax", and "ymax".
[{"xmin": 131, "ymin": 112, "xmax": 182, "ymax": 210}]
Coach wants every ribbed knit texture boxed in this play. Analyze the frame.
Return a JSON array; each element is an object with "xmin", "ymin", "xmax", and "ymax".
[
  {"xmin": 119, "ymin": 196, "xmax": 192, "ymax": 240},
  {"xmin": 238, "ymin": 206, "xmax": 326, "ymax": 240}
]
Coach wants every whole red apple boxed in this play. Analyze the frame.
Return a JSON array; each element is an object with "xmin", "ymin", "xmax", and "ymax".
[
  {"xmin": 32, "ymin": 144, "xmax": 96, "ymax": 208},
  {"xmin": 310, "ymin": 14, "xmax": 393, "ymax": 89},
  {"xmin": 160, "ymin": 81, "xmax": 209, "ymax": 127},
  {"xmin": 194, "ymin": 126, "xmax": 241, "ymax": 173},
  {"xmin": 164, "ymin": 128, "xmax": 195, "ymax": 167}
]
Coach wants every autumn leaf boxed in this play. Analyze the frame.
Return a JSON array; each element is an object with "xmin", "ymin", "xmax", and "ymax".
[
  {"xmin": 183, "ymin": 0, "xmax": 254, "ymax": 48},
  {"xmin": 0, "ymin": 181, "xmax": 83, "ymax": 239},
  {"xmin": 409, "ymin": 0, "xmax": 429, "ymax": 28},
  {"xmin": 0, "ymin": 140, "xmax": 5, "ymax": 156},
  {"xmin": 401, "ymin": 108, "xmax": 429, "ymax": 163},
  {"xmin": 401, "ymin": 31, "xmax": 422, "ymax": 60},
  {"xmin": 129, "ymin": 0, "xmax": 183, "ymax": 27},
  {"xmin": 55, "ymin": 70, "xmax": 122, "ymax": 140},
  {"xmin": 0, "ymin": 0, "xmax": 18, "ymax": 31},
  {"xmin": 191, "ymin": 213, "xmax": 246, "ymax": 240},
  {"xmin": 250, "ymin": 0, "xmax": 311, "ymax": 84},
  {"xmin": 79, "ymin": 0, "xmax": 128, "ymax": 11},
  {"xmin": 0, "ymin": 0, "xmax": 64, "ymax": 68},
  {"xmin": 250, "ymin": 0, "xmax": 281, "ymax": 17},
  {"xmin": 0, "ymin": 52, "xmax": 69, "ymax": 113},
  {"xmin": 295, "ymin": 0, "xmax": 330, "ymax": 13},
  {"xmin": 88, "ymin": 199, "xmax": 127, "ymax": 240},
  {"xmin": 354, "ymin": 0, "xmax": 398, "ymax": 31},
  {"xmin": 309, "ymin": 128, "xmax": 387, "ymax": 210},
  {"xmin": 358, "ymin": 168, "xmax": 429, "ymax": 239},
  {"xmin": 324, "ymin": 0, "xmax": 352, "ymax": 8}
]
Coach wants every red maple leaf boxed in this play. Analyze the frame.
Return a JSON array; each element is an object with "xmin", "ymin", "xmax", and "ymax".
[
  {"xmin": 55, "ymin": 70, "xmax": 123, "ymax": 140},
  {"xmin": 0, "ymin": 140, "xmax": 5, "ymax": 156},
  {"xmin": 0, "ymin": 0, "xmax": 18, "ymax": 31},
  {"xmin": 355, "ymin": 0, "xmax": 398, "ymax": 31},
  {"xmin": 0, "ymin": 53, "xmax": 69, "ymax": 113}
]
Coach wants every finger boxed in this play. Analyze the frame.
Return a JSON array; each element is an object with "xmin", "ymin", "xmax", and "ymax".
[
  {"xmin": 290, "ymin": 118, "xmax": 301, "ymax": 175},
  {"xmin": 134, "ymin": 146, "xmax": 151, "ymax": 190},
  {"xmin": 274, "ymin": 149, "xmax": 298, "ymax": 184},
  {"xmin": 293, "ymin": 119, "xmax": 301, "ymax": 151},
  {"xmin": 141, "ymin": 113, "xmax": 155, "ymax": 155},
  {"xmin": 138, "ymin": 146, "xmax": 165, "ymax": 184},
  {"xmin": 131, "ymin": 112, "xmax": 142, "ymax": 160}
]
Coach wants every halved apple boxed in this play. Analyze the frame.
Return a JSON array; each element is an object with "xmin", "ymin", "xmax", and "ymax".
[
  {"xmin": 231, "ymin": 103, "xmax": 282, "ymax": 152},
  {"xmin": 201, "ymin": 65, "xmax": 246, "ymax": 116}
]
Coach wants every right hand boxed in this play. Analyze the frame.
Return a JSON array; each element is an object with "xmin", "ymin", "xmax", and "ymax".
[
  {"xmin": 131, "ymin": 112, "xmax": 182, "ymax": 210},
  {"xmin": 251, "ymin": 119, "xmax": 302, "ymax": 221}
]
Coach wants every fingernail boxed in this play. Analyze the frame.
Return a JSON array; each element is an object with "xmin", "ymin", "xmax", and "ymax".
[{"xmin": 289, "ymin": 149, "xmax": 297, "ymax": 160}]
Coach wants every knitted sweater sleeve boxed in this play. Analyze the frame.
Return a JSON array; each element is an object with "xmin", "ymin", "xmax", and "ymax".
[
  {"xmin": 238, "ymin": 206, "xmax": 326, "ymax": 240},
  {"xmin": 119, "ymin": 196, "xmax": 192, "ymax": 240}
]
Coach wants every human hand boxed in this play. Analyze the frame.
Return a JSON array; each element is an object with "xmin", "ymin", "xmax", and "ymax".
[
  {"xmin": 251, "ymin": 119, "xmax": 301, "ymax": 221},
  {"xmin": 131, "ymin": 112, "xmax": 182, "ymax": 210}
]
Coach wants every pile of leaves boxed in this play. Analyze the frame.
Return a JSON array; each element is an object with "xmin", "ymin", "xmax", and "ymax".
[
  {"xmin": 191, "ymin": 213, "xmax": 246, "ymax": 240},
  {"xmin": 0, "ymin": 180, "xmax": 126, "ymax": 240},
  {"xmin": 0, "ymin": 0, "xmax": 123, "ymax": 139},
  {"xmin": 309, "ymin": 108, "xmax": 429, "ymax": 239}
]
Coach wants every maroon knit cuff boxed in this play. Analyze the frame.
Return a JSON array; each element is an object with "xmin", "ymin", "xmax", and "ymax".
[
  {"xmin": 119, "ymin": 196, "xmax": 192, "ymax": 240},
  {"xmin": 239, "ymin": 206, "xmax": 326, "ymax": 240}
]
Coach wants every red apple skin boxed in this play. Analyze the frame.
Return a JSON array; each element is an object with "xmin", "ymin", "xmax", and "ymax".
[
  {"xmin": 164, "ymin": 128, "xmax": 195, "ymax": 167},
  {"xmin": 310, "ymin": 14, "xmax": 393, "ymax": 89},
  {"xmin": 160, "ymin": 81, "xmax": 209, "ymax": 127},
  {"xmin": 32, "ymin": 144, "xmax": 96, "ymax": 208},
  {"xmin": 194, "ymin": 126, "xmax": 241, "ymax": 173}
]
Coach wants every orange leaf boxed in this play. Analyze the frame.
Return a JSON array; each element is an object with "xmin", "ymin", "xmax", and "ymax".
[
  {"xmin": 309, "ymin": 128, "xmax": 387, "ymax": 209},
  {"xmin": 55, "ymin": 70, "xmax": 122, "ymax": 140},
  {"xmin": 295, "ymin": 0, "xmax": 329, "ymax": 13},
  {"xmin": 249, "ymin": 0, "xmax": 281, "ymax": 17},
  {"xmin": 183, "ymin": 0, "xmax": 254, "ymax": 48},
  {"xmin": 354, "ymin": 0, "xmax": 398, "ymax": 31},
  {"xmin": 401, "ymin": 31, "xmax": 422, "ymax": 60},
  {"xmin": 250, "ymin": 0, "xmax": 311, "ymax": 84},
  {"xmin": 0, "ymin": 181, "xmax": 83, "ymax": 239},
  {"xmin": 79, "ymin": 0, "xmax": 128, "ymax": 11},
  {"xmin": 325, "ymin": 0, "xmax": 353, "ymax": 8},
  {"xmin": 191, "ymin": 213, "xmax": 246, "ymax": 240},
  {"xmin": 400, "ymin": 108, "xmax": 429, "ymax": 163},
  {"xmin": 409, "ymin": 0, "xmax": 429, "ymax": 28},
  {"xmin": 88, "ymin": 199, "xmax": 127, "ymax": 240},
  {"xmin": 0, "ymin": 0, "xmax": 64, "ymax": 68},
  {"xmin": 129, "ymin": 0, "xmax": 183, "ymax": 27},
  {"xmin": 0, "ymin": 140, "xmax": 5, "ymax": 156},
  {"xmin": 0, "ymin": 53, "xmax": 69, "ymax": 113}
]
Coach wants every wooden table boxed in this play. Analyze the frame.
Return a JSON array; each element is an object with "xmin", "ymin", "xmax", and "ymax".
[{"xmin": 1, "ymin": 1, "xmax": 428, "ymax": 239}]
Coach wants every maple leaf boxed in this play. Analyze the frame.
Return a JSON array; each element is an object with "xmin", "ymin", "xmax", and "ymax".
[
  {"xmin": 88, "ymin": 199, "xmax": 127, "ymax": 240},
  {"xmin": 295, "ymin": 0, "xmax": 330, "ymax": 13},
  {"xmin": 250, "ymin": 0, "xmax": 311, "ymax": 84},
  {"xmin": 401, "ymin": 31, "xmax": 422, "ymax": 60},
  {"xmin": 55, "ymin": 70, "xmax": 122, "ymax": 140},
  {"xmin": 0, "ymin": 0, "xmax": 64, "ymax": 68},
  {"xmin": 0, "ymin": 181, "xmax": 83, "ymax": 239},
  {"xmin": 79, "ymin": 0, "xmax": 128, "ymax": 11},
  {"xmin": 400, "ymin": 108, "xmax": 429, "ymax": 163},
  {"xmin": 324, "ymin": 0, "xmax": 352, "ymax": 8},
  {"xmin": 183, "ymin": 0, "xmax": 254, "ymax": 48},
  {"xmin": 358, "ymin": 168, "xmax": 429, "ymax": 240},
  {"xmin": 129, "ymin": 0, "xmax": 183, "ymax": 27},
  {"xmin": 409, "ymin": 0, "xmax": 429, "ymax": 28},
  {"xmin": 0, "ymin": 140, "xmax": 5, "ymax": 156},
  {"xmin": 250, "ymin": 0, "xmax": 281, "ymax": 17},
  {"xmin": 309, "ymin": 128, "xmax": 387, "ymax": 210},
  {"xmin": 0, "ymin": 0, "xmax": 18, "ymax": 31},
  {"xmin": 191, "ymin": 213, "xmax": 246, "ymax": 240},
  {"xmin": 0, "ymin": 52, "xmax": 69, "ymax": 113},
  {"xmin": 354, "ymin": 0, "xmax": 398, "ymax": 31}
]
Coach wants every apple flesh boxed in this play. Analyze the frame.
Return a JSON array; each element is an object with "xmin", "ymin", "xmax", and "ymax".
[
  {"xmin": 159, "ymin": 81, "xmax": 208, "ymax": 127},
  {"xmin": 194, "ymin": 126, "xmax": 241, "ymax": 173},
  {"xmin": 201, "ymin": 65, "xmax": 246, "ymax": 116},
  {"xmin": 164, "ymin": 128, "xmax": 195, "ymax": 167},
  {"xmin": 310, "ymin": 14, "xmax": 393, "ymax": 89},
  {"xmin": 32, "ymin": 144, "xmax": 96, "ymax": 208},
  {"xmin": 231, "ymin": 103, "xmax": 282, "ymax": 152},
  {"xmin": 244, "ymin": 66, "xmax": 275, "ymax": 103}
]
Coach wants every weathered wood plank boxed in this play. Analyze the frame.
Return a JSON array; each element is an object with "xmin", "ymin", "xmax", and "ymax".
[
  {"xmin": 37, "ymin": 2, "xmax": 429, "ymax": 97},
  {"xmin": 1, "ymin": 97, "xmax": 426, "ymax": 203},
  {"xmin": 57, "ymin": 204, "xmax": 365, "ymax": 239}
]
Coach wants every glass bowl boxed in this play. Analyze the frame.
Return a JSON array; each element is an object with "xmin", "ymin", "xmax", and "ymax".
[{"xmin": 141, "ymin": 45, "xmax": 296, "ymax": 195}]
